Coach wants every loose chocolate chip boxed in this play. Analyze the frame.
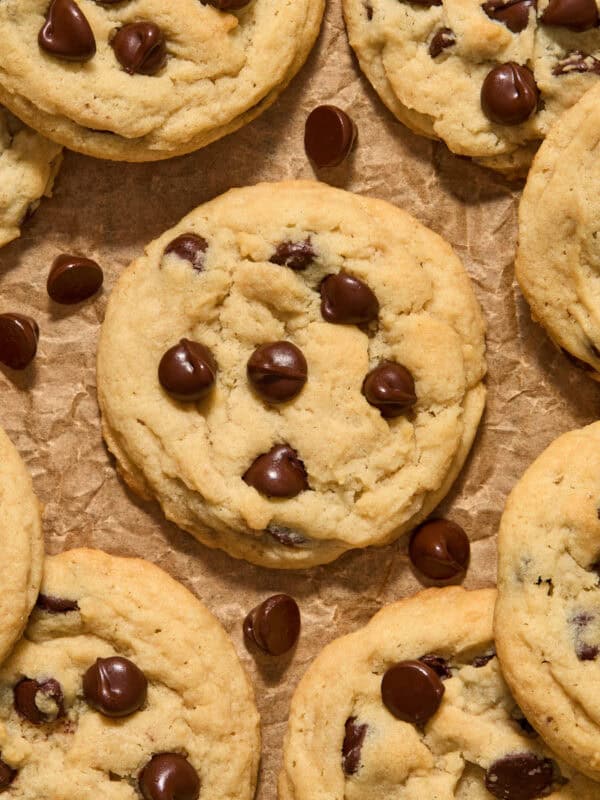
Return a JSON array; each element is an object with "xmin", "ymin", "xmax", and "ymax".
[
  {"xmin": 553, "ymin": 50, "xmax": 600, "ymax": 74},
  {"xmin": 429, "ymin": 27, "xmax": 456, "ymax": 58},
  {"xmin": 269, "ymin": 239, "xmax": 315, "ymax": 271},
  {"xmin": 266, "ymin": 524, "xmax": 308, "ymax": 547},
  {"xmin": 242, "ymin": 444, "xmax": 308, "ymax": 498},
  {"xmin": 0, "ymin": 759, "xmax": 16, "ymax": 790},
  {"xmin": 542, "ymin": 0, "xmax": 598, "ymax": 29},
  {"xmin": 320, "ymin": 272, "xmax": 379, "ymax": 325},
  {"xmin": 139, "ymin": 753, "xmax": 200, "ymax": 800},
  {"xmin": 200, "ymin": 0, "xmax": 251, "ymax": 9},
  {"xmin": 47, "ymin": 254, "xmax": 103, "ymax": 304},
  {"xmin": 39, "ymin": 0, "xmax": 96, "ymax": 61},
  {"xmin": 0, "ymin": 313, "xmax": 39, "ymax": 370},
  {"xmin": 409, "ymin": 519, "xmax": 470, "ymax": 581},
  {"xmin": 243, "ymin": 594, "xmax": 301, "ymax": 656},
  {"xmin": 362, "ymin": 361, "xmax": 416, "ymax": 418},
  {"xmin": 164, "ymin": 234, "xmax": 208, "ymax": 271},
  {"xmin": 485, "ymin": 754, "xmax": 554, "ymax": 800},
  {"xmin": 14, "ymin": 678, "xmax": 64, "ymax": 724},
  {"xmin": 481, "ymin": 63, "xmax": 539, "ymax": 125},
  {"xmin": 111, "ymin": 22, "xmax": 167, "ymax": 75},
  {"xmin": 247, "ymin": 342, "xmax": 307, "ymax": 403},
  {"xmin": 419, "ymin": 654, "xmax": 452, "ymax": 679},
  {"xmin": 36, "ymin": 593, "xmax": 79, "ymax": 613},
  {"xmin": 381, "ymin": 660, "xmax": 445, "ymax": 726},
  {"xmin": 304, "ymin": 106, "xmax": 357, "ymax": 169},
  {"xmin": 472, "ymin": 651, "xmax": 496, "ymax": 667},
  {"xmin": 158, "ymin": 339, "xmax": 217, "ymax": 401},
  {"xmin": 342, "ymin": 717, "xmax": 368, "ymax": 775},
  {"xmin": 483, "ymin": 0, "xmax": 536, "ymax": 32},
  {"xmin": 83, "ymin": 656, "xmax": 148, "ymax": 717}
]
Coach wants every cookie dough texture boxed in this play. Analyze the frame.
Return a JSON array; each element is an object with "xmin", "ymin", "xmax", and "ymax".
[
  {"xmin": 516, "ymin": 83, "xmax": 600, "ymax": 377},
  {"xmin": 496, "ymin": 422, "xmax": 600, "ymax": 782},
  {"xmin": 0, "ymin": 548, "xmax": 260, "ymax": 799},
  {"xmin": 280, "ymin": 587, "xmax": 598, "ymax": 799},
  {"xmin": 97, "ymin": 181, "xmax": 487, "ymax": 569},
  {"xmin": 342, "ymin": 0, "xmax": 600, "ymax": 174},
  {"xmin": 0, "ymin": 106, "xmax": 62, "ymax": 248},
  {"xmin": 0, "ymin": 0, "xmax": 324, "ymax": 161},
  {"xmin": 0, "ymin": 426, "xmax": 44, "ymax": 668}
]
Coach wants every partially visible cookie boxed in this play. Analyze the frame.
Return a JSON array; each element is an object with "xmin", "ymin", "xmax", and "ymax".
[
  {"xmin": 496, "ymin": 422, "xmax": 600, "ymax": 782},
  {"xmin": 0, "ymin": 425, "xmax": 44, "ymax": 667},
  {"xmin": 0, "ymin": 106, "xmax": 62, "ymax": 248},
  {"xmin": 280, "ymin": 587, "xmax": 598, "ymax": 799},
  {"xmin": 516, "ymin": 82, "xmax": 600, "ymax": 376},
  {"xmin": 0, "ymin": 548, "xmax": 260, "ymax": 798}
]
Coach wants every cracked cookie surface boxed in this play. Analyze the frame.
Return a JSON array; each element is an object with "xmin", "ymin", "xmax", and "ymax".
[
  {"xmin": 280, "ymin": 587, "xmax": 599, "ymax": 800},
  {"xmin": 0, "ymin": 548, "xmax": 260, "ymax": 799},
  {"xmin": 496, "ymin": 422, "xmax": 600, "ymax": 782},
  {"xmin": 97, "ymin": 180, "xmax": 486, "ymax": 569}
]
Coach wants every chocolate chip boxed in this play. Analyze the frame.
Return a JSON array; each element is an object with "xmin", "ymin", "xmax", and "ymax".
[
  {"xmin": 139, "ymin": 753, "xmax": 200, "ymax": 800},
  {"xmin": 36, "ymin": 594, "xmax": 79, "ymax": 613},
  {"xmin": 409, "ymin": 519, "xmax": 470, "ymax": 581},
  {"xmin": 158, "ymin": 339, "xmax": 217, "ymax": 401},
  {"xmin": 542, "ymin": 0, "xmax": 598, "ymax": 29},
  {"xmin": 362, "ymin": 361, "xmax": 416, "ymax": 418},
  {"xmin": 429, "ymin": 27, "xmax": 456, "ymax": 58},
  {"xmin": 576, "ymin": 643, "xmax": 599, "ymax": 661},
  {"xmin": 247, "ymin": 342, "xmax": 307, "ymax": 403},
  {"xmin": 304, "ymin": 106, "xmax": 357, "ymax": 169},
  {"xmin": 242, "ymin": 444, "xmax": 308, "ymax": 498},
  {"xmin": 83, "ymin": 656, "xmax": 148, "ymax": 718},
  {"xmin": 47, "ymin": 254, "xmax": 103, "ymax": 304},
  {"xmin": 0, "ymin": 759, "xmax": 16, "ymax": 791},
  {"xmin": 14, "ymin": 678, "xmax": 64, "ymax": 724},
  {"xmin": 553, "ymin": 50, "xmax": 600, "ymax": 74},
  {"xmin": 164, "ymin": 234, "xmax": 208, "ymax": 271},
  {"xmin": 266, "ymin": 524, "xmax": 308, "ymax": 547},
  {"xmin": 200, "ymin": 0, "xmax": 251, "ymax": 9},
  {"xmin": 483, "ymin": 0, "xmax": 536, "ymax": 32},
  {"xmin": 419, "ymin": 654, "xmax": 452, "ymax": 679},
  {"xmin": 0, "ymin": 313, "xmax": 39, "ymax": 370},
  {"xmin": 39, "ymin": 0, "xmax": 96, "ymax": 61},
  {"xmin": 485, "ymin": 754, "xmax": 555, "ymax": 800},
  {"xmin": 342, "ymin": 717, "xmax": 368, "ymax": 775},
  {"xmin": 320, "ymin": 271, "xmax": 379, "ymax": 325},
  {"xmin": 472, "ymin": 651, "xmax": 496, "ymax": 667},
  {"xmin": 111, "ymin": 22, "xmax": 167, "ymax": 75},
  {"xmin": 481, "ymin": 63, "xmax": 539, "ymax": 125},
  {"xmin": 381, "ymin": 660, "xmax": 445, "ymax": 726},
  {"xmin": 269, "ymin": 238, "xmax": 315, "ymax": 271},
  {"xmin": 402, "ymin": 0, "xmax": 442, "ymax": 5},
  {"xmin": 243, "ymin": 594, "xmax": 301, "ymax": 655}
]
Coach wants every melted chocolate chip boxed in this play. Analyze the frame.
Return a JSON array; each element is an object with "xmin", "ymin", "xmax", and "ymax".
[
  {"xmin": 481, "ymin": 63, "xmax": 539, "ymax": 125},
  {"xmin": 111, "ymin": 22, "xmax": 167, "ymax": 75},
  {"xmin": 247, "ymin": 342, "xmax": 307, "ymax": 403},
  {"xmin": 14, "ymin": 678, "xmax": 64, "ymax": 724},
  {"xmin": 243, "ymin": 594, "xmax": 301, "ymax": 655},
  {"xmin": 342, "ymin": 717, "xmax": 368, "ymax": 775},
  {"xmin": 47, "ymin": 254, "xmax": 103, "ymax": 304},
  {"xmin": 304, "ymin": 106, "xmax": 357, "ymax": 168},
  {"xmin": 269, "ymin": 239, "xmax": 315, "ymax": 271},
  {"xmin": 362, "ymin": 361, "xmax": 416, "ymax": 418},
  {"xmin": 409, "ymin": 519, "xmax": 470, "ymax": 582},
  {"xmin": 158, "ymin": 339, "xmax": 217, "ymax": 401},
  {"xmin": 320, "ymin": 272, "xmax": 379, "ymax": 325},
  {"xmin": 139, "ymin": 753, "xmax": 200, "ymax": 800},
  {"xmin": 164, "ymin": 234, "xmax": 208, "ymax": 271},
  {"xmin": 576, "ymin": 643, "xmax": 599, "ymax": 661},
  {"xmin": 483, "ymin": 0, "xmax": 536, "ymax": 32},
  {"xmin": 472, "ymin": 651, "xmax": 496, "ymax": 667},
  {"xmin": 200, "ymin": 0, "xmax": 251, "ymax": 9},
  {"xmin": 381, "ymin": 660, "xmax": 445, "ymax": 726},
  {"xmin": 0, "ymin": 759, "xmax": 16, "ymax": 791},
  {"xmin": 0, "ymin": 313, "xmax": 39, "ymax": 370},
  {"xmin": 429, "ymin": 27, "xmax": 456, "ymax": 58},
  {"xmin": 553, "ymin": 50, "xmax": 600, "ymax": 74},
  {"xmin": 39, "ymin": 0, "xmax": 96, "ymax": 62},
  {"xmin": 542, "ymin": 0, "xmax": 598, "ymax": 29},
  {"xmin": 36, "ymin": 594, "xmax": 79, "ymax": 613},
  {"xmin": 485, "ymin": 753, "xmax": 555, "ymax": 800},
  {"xmin": 243, "ymin": 444, "xmax": 308, "ymax": 498},
  {"xmin": 266, "ymin": 524, "xmax": 308, "ymax": 547},
  {"xmin": 83, "ymin": 657, "xmax": 148, "ymax": 717},
  {"xmin": 419, "ymin": 654, "xmax": 452, "ymax": 679}
]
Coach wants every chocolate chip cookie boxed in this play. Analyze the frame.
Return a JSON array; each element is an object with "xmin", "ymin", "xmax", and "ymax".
[
  {"xmin": 496, "ymin": 422, "xmax": 600, "ymax": 782},
  {"xmin": 0, "ymin": 426, "xmax": 44, "ymax": 667},
  {"xmin": 0, "ymin": 0, "xmax": 324, "ymax": 161},
  {"xmin": 516, "ymin": 82, "xmax": 600, "ymax": 376},
  {"xmin": 0, "ymin": 548, "xmax": 260, "ymax": 798},
  {"xmin": 0, "ymin": 106, "xmax": 61, "ymax": 248},
  {"xmin": 280, "ymin": 587, "xmax": 598, "ymax": 800},
  {"xmin": 97, "ymin": 180, "xmax": 486, "ymax": 568},
  {"xmin": 343, "ymin": 0, "xmax": 600, "ymax": 175}
]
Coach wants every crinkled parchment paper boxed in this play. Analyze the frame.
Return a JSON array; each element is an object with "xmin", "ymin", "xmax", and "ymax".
[{"xmin": 1, "ymin": 0, "xmax": 599, "ymax": 795}]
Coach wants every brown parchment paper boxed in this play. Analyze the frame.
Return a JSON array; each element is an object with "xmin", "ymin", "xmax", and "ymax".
[{"xmin": 1, "ymin": 0, "xmax": 600, "ymax": 795}]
